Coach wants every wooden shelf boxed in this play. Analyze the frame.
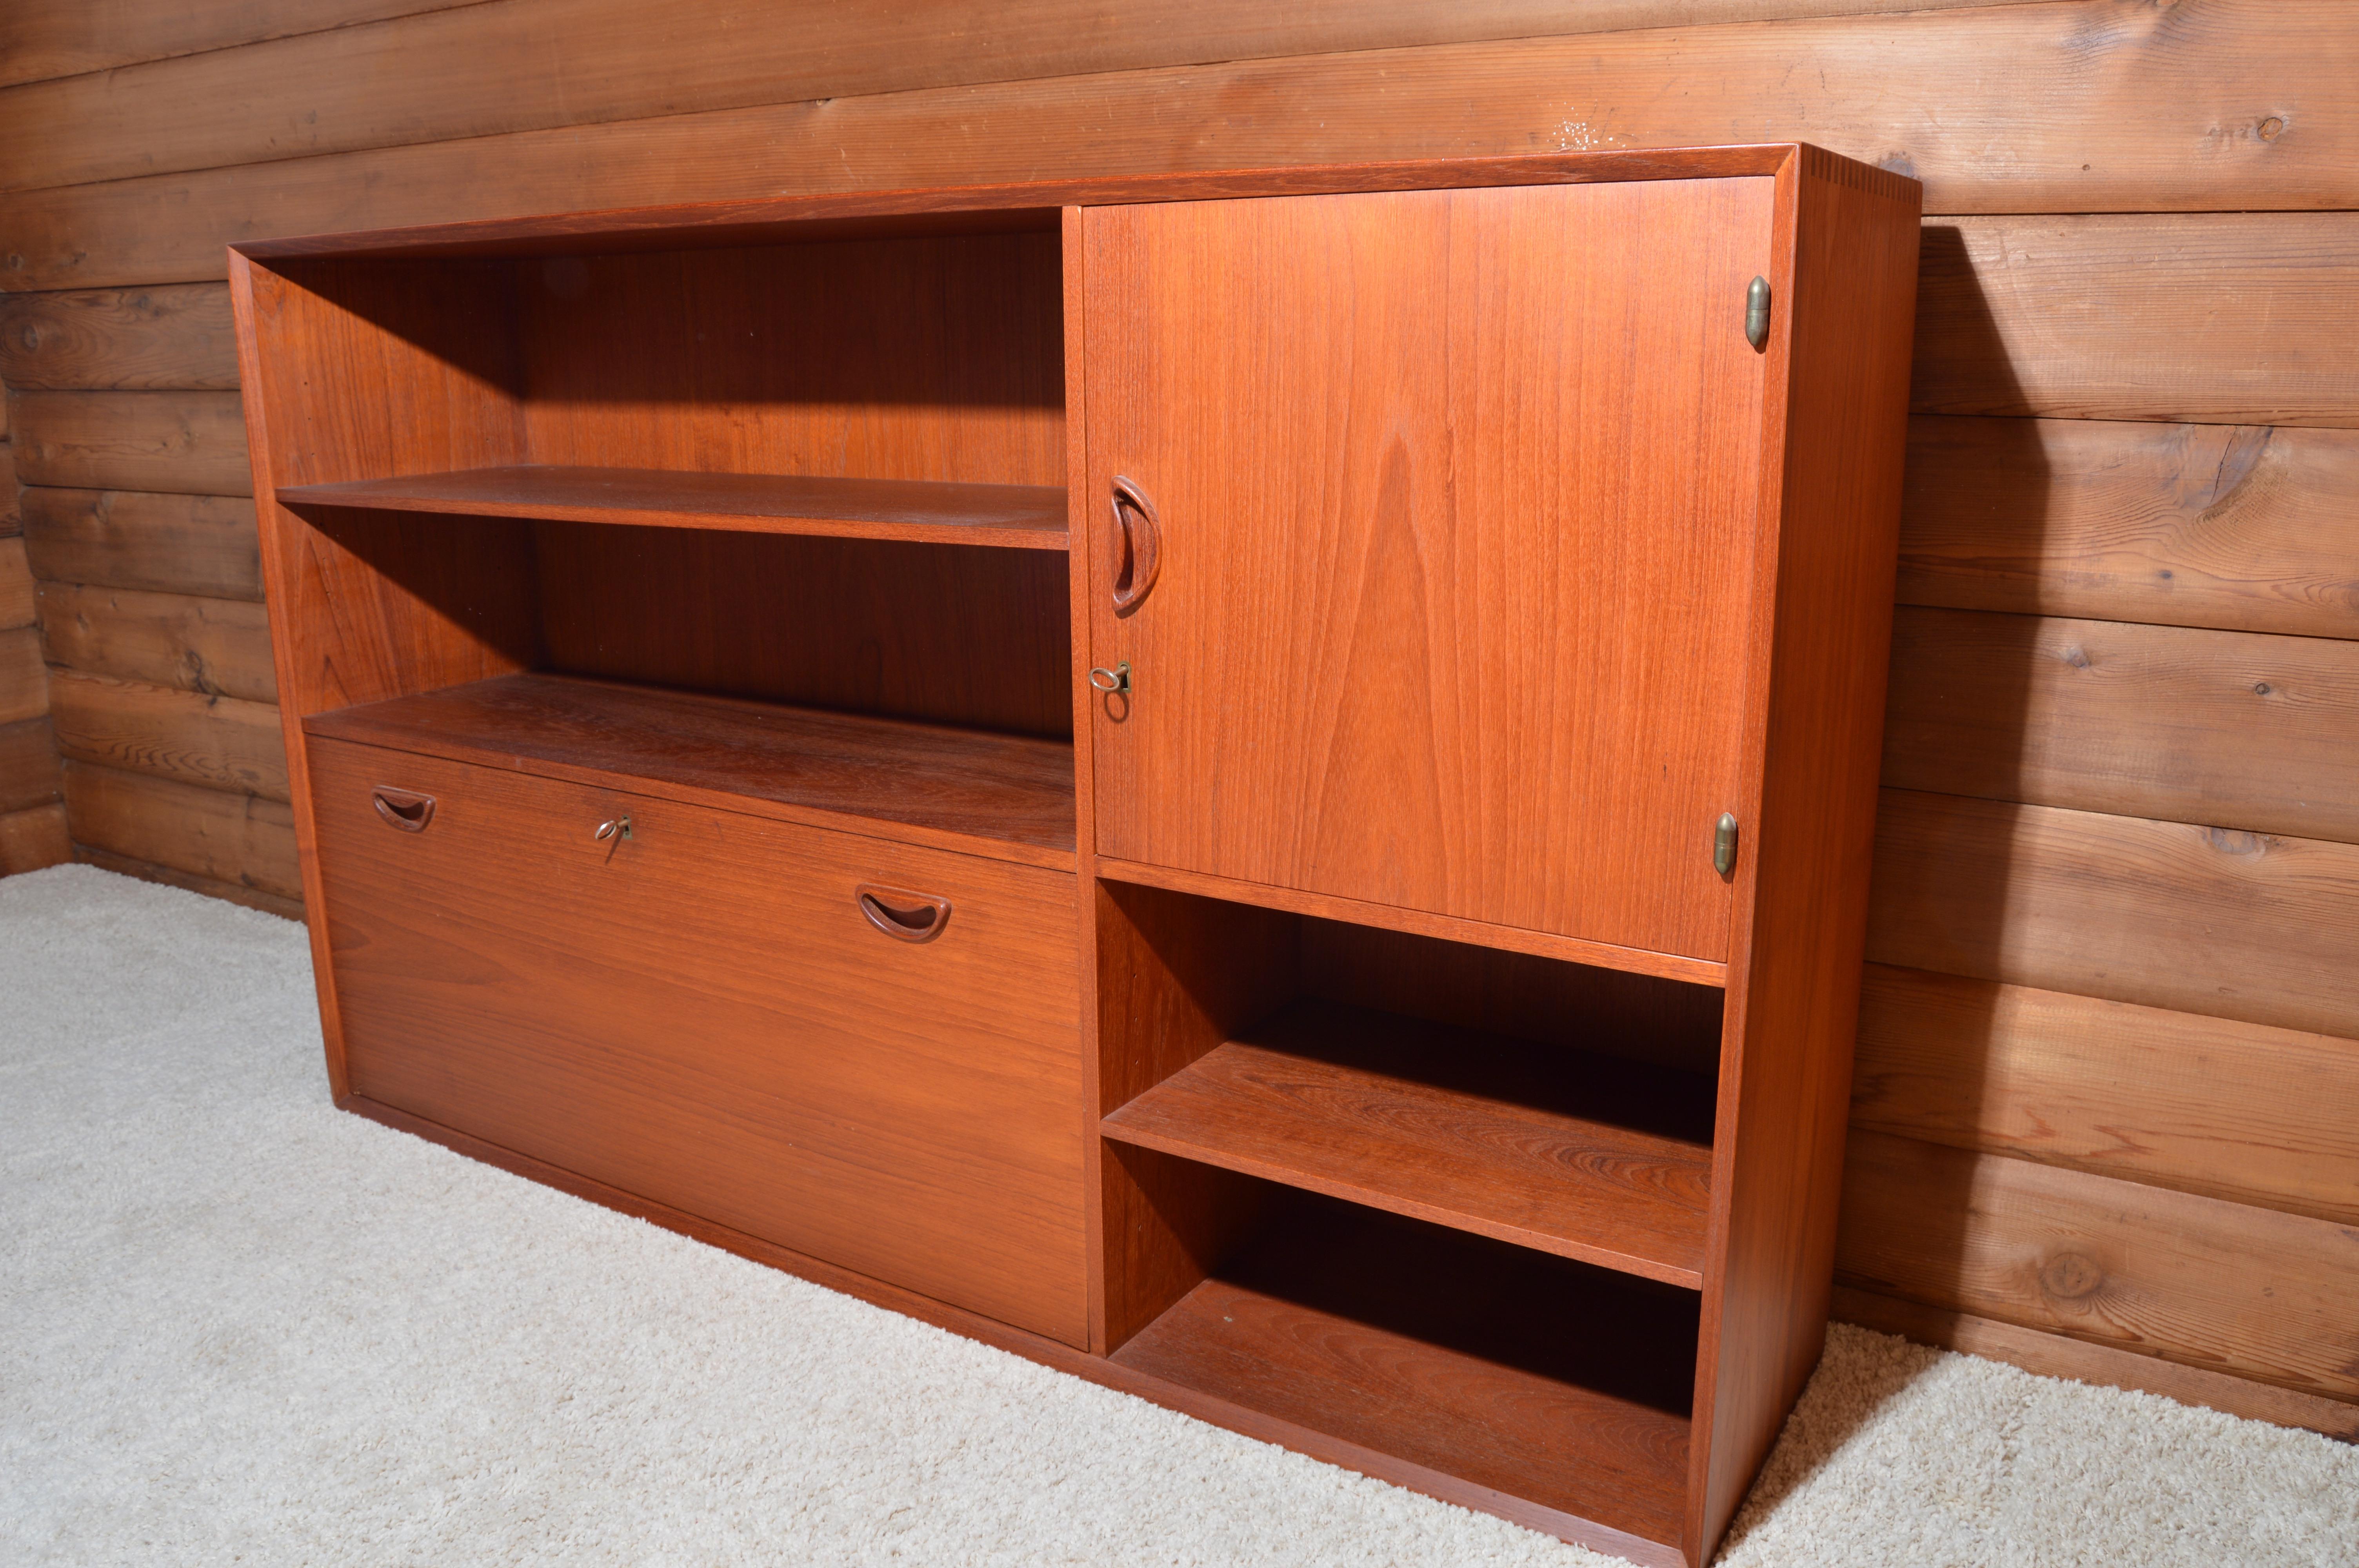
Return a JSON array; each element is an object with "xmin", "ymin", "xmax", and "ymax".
[
  {"xmin": 1109, "ymin": 1193, "xmax": 1696, "ymax": 1557},
  {"xmin": 278, "ymin": 466, "xmax": 1070, "ymax": 550},
  {"xmin": 1102, "ymin": 1001, "xmax": 1714, "ymax": 1287},
  {"xmin": 303, "ymin": 672, "xmax": 1075, "ymax": 868}
]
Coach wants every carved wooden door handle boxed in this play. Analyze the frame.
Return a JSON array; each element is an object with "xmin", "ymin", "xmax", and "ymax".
[
  {"xmin": 371, "ymin": 786, "xmax": 435, "ymax": 832},
  {"xmin": 1110, "ymin": 475, "xmax": 1161, "ymax": 615},
  {"xmin": 855, "ymin": 884, "xmax": 952, "ymax": 943}
]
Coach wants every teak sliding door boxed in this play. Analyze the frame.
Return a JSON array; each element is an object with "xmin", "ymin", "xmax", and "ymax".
[{"xmin": 1083, "ymin": 177, "xmax": 1774, "ymax": 962}]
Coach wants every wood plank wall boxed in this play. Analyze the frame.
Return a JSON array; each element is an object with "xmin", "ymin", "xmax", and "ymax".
[
  {"xmin": 0, "ymin": 376, "xmax": 72, "ymax": 872},
  {"xmin": 3, "ymin": 0, "xmax": 2354, "ymax": 1440}
]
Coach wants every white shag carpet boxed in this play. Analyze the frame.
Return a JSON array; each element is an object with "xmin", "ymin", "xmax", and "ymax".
[{"xmin": 3, "ymin": 864, "xmax": 2354, "ymax": 1567}]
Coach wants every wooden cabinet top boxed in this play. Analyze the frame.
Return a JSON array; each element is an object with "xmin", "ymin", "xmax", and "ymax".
[{"xmin": 227, "ymin": 143, "xmax": 1917, "ymax": 264}]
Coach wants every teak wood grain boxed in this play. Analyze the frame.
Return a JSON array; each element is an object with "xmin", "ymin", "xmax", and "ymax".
[
  {"xmin": 232, "ymin": 251, "xmax": 540, "ymax": 722},
  {"xmin": 1688, "ymin": 147, "xmax": 1919, "ymax": 1553},
  {"xmin": 1100, "ymin": 1000, "xmax": 1715, "ymax": 1287},
  {"xmin": 235, "ymin": 148, "xmax": 1791, "ymax": 263},
  {"xmin": 1060, "ymin": 200, "xmax": 1109, "ymax": 1350},
  {"xmin": 513, "ymin": 235, "xmax": 1065, "ymax": 490},
  {"xmin": 1297, "ymin": 915, "xmax": 1725, "ymax": 1078},
  {"xmin": 533, "ymin": 523, "xmax": 1074, "ymax": 742},
  {"xmin": 1109, "ymin": 1193, "xmax": 1699, "ymax": 1564},
  {"xmin": 1095, "ymin": 855, "xmax": 1727, "ymax": 989},
  {"xmin": 303, "ymin": 673, "xmax": 1076, "ymax": 868},
  {"xmin": 280, "ymin": 468, "xmax": 1070, "ymax": 550},
  {"xmin": 1085, "ymin": 176, "xmax": 1770, "ymax": 962},
  {"xmin": 232, "ymin": 246, "xmax": 536, "ymax": 1100},
  {"xmin": 305, "ymin": 736, "xmax": 1089, "ymax": 1343},
  {"xmin": 219, "ymin": 146, "xmax": 1925, "ymax": 1566},
  {"xmin": 1090, "ymin": 878, "xmax": 1298, "ymax": 1351}
]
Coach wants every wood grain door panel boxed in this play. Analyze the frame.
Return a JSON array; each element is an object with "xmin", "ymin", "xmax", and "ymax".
[
  {"xmin": 305, "ymin": 737, "xmax": 1087, "ymax": 1344},
  {"xmin": 1084, "ymin": 179, "xmax": 1772, "ymax": 961}
]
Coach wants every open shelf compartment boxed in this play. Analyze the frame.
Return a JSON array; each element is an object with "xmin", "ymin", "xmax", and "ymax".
[
  {"xmin": 279, "ymin": 467, "xmax": 1069, "ymax": 550},
  {"xmin": 1103, "ymin": 997, "xmax": 1714, "ymax": 1286},
  {"xmin": 1094, "ymin": 878, "xmax": 1721, "ymax": 1556},
  {"xmin": 1110, "ymin": 1180, "xmax": 1699, "ymax": 1554},
  {"xmin": 1095, "ymin": 877, "xmax": 1723, "ymax": 1289}
]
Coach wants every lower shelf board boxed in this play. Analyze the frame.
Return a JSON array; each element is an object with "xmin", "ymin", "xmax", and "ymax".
[
  {"xmin": 1101, "ymin": 1000, "xmax": 1714, "ymax": 1286},
  {"xmin": 1108, "ymin": 1193, "xmax": 1698, "ymax": 1554},
  {"xmin": 277, "ymin": 465, "xmax": 1071, "ymax": 550}
]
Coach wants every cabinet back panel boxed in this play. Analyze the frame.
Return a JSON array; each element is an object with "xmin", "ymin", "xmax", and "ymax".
[
  {"xmin": 516, "ymin": 233, "xmax": 1065, "ymax": 486},
  {"xmin": 534, "ymin": 522, "xmax": 1072, "ymax": 739},
  {"xmin": 1300, "ymin": 918, "xmax": 1723, "ymax": 1077},
  {"xmin": 250, "ymin": 258, "xmax": 526, "ymax": 488}
]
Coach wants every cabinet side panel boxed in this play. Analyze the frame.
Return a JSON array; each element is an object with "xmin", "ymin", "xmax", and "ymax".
[
  {"xmin": 240, "ymin": 256, "xmax": 536, "ymax": 721},
  {"xmin": 232, "ymin": 251, "xmax": 535, "ymax": 1098},
  {"xmin": 1693, "ymin": 152, "xmax": 1922, "ymax": 1558},
  {"xmin": 1094, "ymin": 879, "xmax": 1297, "ymax": 1350}
]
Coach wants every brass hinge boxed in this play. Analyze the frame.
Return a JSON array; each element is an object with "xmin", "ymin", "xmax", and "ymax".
[
  {"xmin": 1745, "ymin": 276, "xmax": 1772, "ymax": 350},
  {"xmin": 1714, "ymin": 812, "xmax": 1739, "ymax": 877}
]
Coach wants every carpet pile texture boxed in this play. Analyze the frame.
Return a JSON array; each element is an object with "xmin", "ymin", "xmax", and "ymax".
[{"xmin": 4, "ymin": 865, "xmax": 2353, "ymax": 1565}]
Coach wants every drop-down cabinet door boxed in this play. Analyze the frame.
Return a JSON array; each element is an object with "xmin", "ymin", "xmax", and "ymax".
[{"xmin": 1083, "ymin": 177, "xmax": 1775, "ymax": 963}]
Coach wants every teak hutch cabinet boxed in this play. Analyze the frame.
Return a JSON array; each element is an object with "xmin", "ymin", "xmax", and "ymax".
[{"xmin": 229, "ymin": 145, "xmax": 1921, "ymax": 1568}]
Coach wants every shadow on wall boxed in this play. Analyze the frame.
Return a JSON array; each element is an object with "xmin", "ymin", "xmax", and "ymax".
[{"xmin": 1833, "ymin": 221, "xmax": 2052, "ymax": 1363}]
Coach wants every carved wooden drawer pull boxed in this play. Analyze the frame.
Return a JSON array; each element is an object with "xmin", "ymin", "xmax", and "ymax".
[
  {"xmin": 855, "ymin": 883, "xmax": 952, "ymax": 943},
  {"xmin": 371, "ymin": 786, "xmax": 436, "ymax": 833}
]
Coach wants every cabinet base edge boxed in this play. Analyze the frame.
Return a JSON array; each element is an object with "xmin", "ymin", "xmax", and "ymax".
[{"xmin": 340, "ymin": 1093, "xmax": 1692, "ymax": 1566}]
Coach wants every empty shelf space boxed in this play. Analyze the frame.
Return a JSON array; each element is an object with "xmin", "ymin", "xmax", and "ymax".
[
  {"xmin": 278, "ymin": 466, "xmax": 1070, "ymax": 550},
  {"xmin": 1110, "ymin": 1192, "xmax": 1696, "ymax": 1552},
  {"xmin": 1102, "ymin": 1000, "xmax": 1714, "ymax": 1287},
  {"xmin": 303, "ymin": 672, "xmax": 1075, "ymax": 867}
]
